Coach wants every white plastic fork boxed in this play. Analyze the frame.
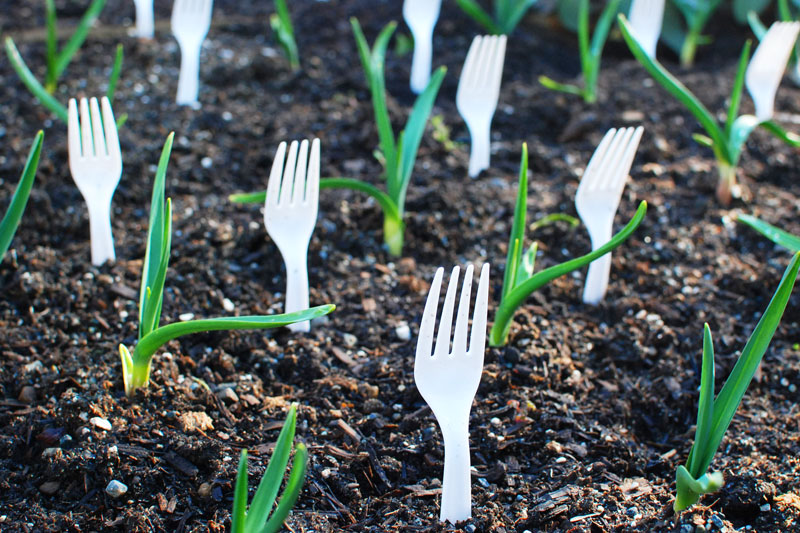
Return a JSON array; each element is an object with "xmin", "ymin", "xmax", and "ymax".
[
  {"xmin": 575, "ymin": 127, "xmax": 643, "ymax": 305},
  {"xmin": 456, "ymin": 34, "xmax": 507, "ymax": 178},
  {"xmin": 628, "ymin": 0, "xmax": 664, "ymax": 59},
  {"xmin": 133, "ymin": 0, "xmax": 154, "ymax": 39},
  {"xmin": 414, "ymin": 263, "xmax": 490, "ymax": 524},
  {"xmin": 745, "ymin": 21, "xmax": 800, "ymax": 122},
  {"xmin": 264, "ymin": 139, "xmax": 320, "ymax": 333},
  {"xmin": 403, "ymin": 0, "xmax": 442, "ymax": 94},
  {"xmin": 171, "ymin": 0, "xmax": 214, "ymax": 105},
  {"xmin": 68, "ymin": 97, "xmax": 123, "ymax": 266}
]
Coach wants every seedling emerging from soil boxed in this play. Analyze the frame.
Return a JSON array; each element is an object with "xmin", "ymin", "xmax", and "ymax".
[
  {"xmin": 232, "ymin": 404, "xmax": 308, "ymax": 533},
  {"xmin": 489, "ymin": 144, "xmax": 647, "ymax": 346},
  {"xmin": 0, "ymin": 131, "xmax": 44, "ymax": 262},
  {"xmin": 270, "ymin": 0, "xmax": 300, "ymax": 71},
  {"xmin": 661, "ymin": 0, "xmax": 722, "ymax": 66},
  {"xmin": 4, "ymin": 0, "xmax": 123, "ymax": 124},
  {"xmin": 619, "ymin": 15, "xmax": 800, "ymax": 205},
  {"xmin": 737, "ymin": 214, "xmax": 800, "ymax": 253},
  {"xmin": 675, "ymin": 252, "xmax": 800, "ymax": 512},
  {"xmin": 229, "ymin": 19, "xmax": 446, "ymax": 257},
  {"xmin": 539, "ymin": 0, "xmax": 621, "ymax": 103},
  {"xmin": 454, "ymin": 0, "xmax": 537, "ymax": 35},
  {"xmin": 119, "ymin": 133, "xmax": 335, "ymax": 397}
]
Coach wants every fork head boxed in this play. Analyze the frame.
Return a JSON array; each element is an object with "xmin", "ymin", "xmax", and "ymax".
[
  {"xmin": 263, "ymin": 139, "xmax": 320, "ymax": 255},
  {"xmin": 403, "ymin": 0, "xmax": 442, "ymax": 31},
  {"xmin": 575, "ymin": 127, "xmax": 643, "ymax": 231},
  {"xmin": 68, "ymin": 96, "xmax": 123, "ymax": 203},
  {"xmin": 746, "ymin": 21, "xmax": 800, "ymax": 122},
  {"xmin": 171, "ymin": 0, "xmax": 214, "ymax": 46},
  {"xmin": 456, "ymin": 34, "xmax": 507, "ymax": 119},
  {"xmin": 414, "ymin": 264, "xmax": 490, "ymax": 422}
]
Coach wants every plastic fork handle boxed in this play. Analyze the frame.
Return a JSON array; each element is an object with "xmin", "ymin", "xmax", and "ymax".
[
  {"xmin": 583, "ymin": 250, "xmax": 613, "ymax": 305},
  {"xmin": 410, "ymin": 26, "xmax": 434, "ymax": 94},
  {"xmin": 134, "ymin": 0, "xmax": 155, "ymax": 39},
  {"xmin": 176, "ymin": 44, "xmax": 202, "ymax": 105},
  {"xmin": 283, "ymin": 251, "xmax": 311, "ymax": 333},
  {"xmin": 87, "ymin": 201, "xmax": 115, "ymax": 266},
  {"xmin": 466, "ymin": 119, "xmax": 491, "ymax": 178},
  {"xmin": 439, "ymin": 417, "xmax": 472, "ymax": 523}
]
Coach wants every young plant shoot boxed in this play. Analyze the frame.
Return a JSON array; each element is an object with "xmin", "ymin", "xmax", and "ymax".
[
  {"xmin": 232, "ymin": 404, "xmax": 308, "ymax": 533},
  {"xmin": 270, "ymin": 0, "xmax": 300, "ymax": 71},
  {"xmin": 675, "ymin": 252, "xmax": 800, "ymax": 512},
  {"xmin": 4, "ymin": 0, "xmax": 123, "ymax": 124},
  {"xmin": 230, "ymin": 19, "xmax": 445, "ymax": 257},
  {"xmin": 619, "ymin": 15, "xmax": 800, "ymax": 205},
  {"xmin": 0, "ymin": 131, "xmax": 44, "ymax": 262},
  {"xmin": 454, "ymin": 0, "xmax": 538, "ymax": 35},
  {"xmin": 660, "ymin": 0, "xmax": 723, "ymax": 66},
  {"xmin": 119, "ymin": 133, "xmax": 335, "ymax": 397},
  {"xmin": 539, "ymin": 0, "xmax": 622, "ymax": 103},
  {"xmin": 737, "ymin": 214, "xmax": 800, "ymax": 253},
  {"xmin": 489, "ymin": 143, "xmax": 647, "ymax": 346}
]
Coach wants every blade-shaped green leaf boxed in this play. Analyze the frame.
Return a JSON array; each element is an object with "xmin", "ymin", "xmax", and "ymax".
[
  {"xmin": 0, "ymin": 131, "xmax": 44, "ymax": 261},
  {"xmin": 495, "ymin": 0, "xmax": 536, "ymax": 34},
  {"xmin": 725, "ymin": 40, "xmax": 751, "ymax": 137},
  {"xmin": 696, "ymin": 252, "xmax": 800, "ymax": 475},
  {"xmin": 686, "ymin": 323, "xmax": 716, "ymax": 478},
  {"xmin": 674, "ymin": 465, "xmax": 724, "ymax": 512},
  {"xmin": 106, "ymin": 43, "xmax": 124, "ymax": 102},
  {"xmin": 54, "ymin": 0, "xmax": 107, "ymax": 79},
  {"xmin": 244, "ymin": 405, "xmax": 298, "ymax": 533},
  {"xmin": 618, "ymin": 14, "xmax": 730, "ymax": 163},
  {"xmin": 737, "ymin": 214, "xmax": 800, "ymax": 252},
  {"xmin": 260, "ymin": 443, "xmax": 309, "ymax": 533},
  {"xmin": 394, "ymin": 66, "xmax": 446, "ymax": 211},
  {"xmin": 760, "ymin": 120, "xmax": 800, "ymax": 147},
  {"xmin": 538, "ymin": 75, "xmax": 586, "ymax": 97},
  {"xmin": 455, "ymin": 0, "xmax": 500, "ymax": 34},
  {"xmin": 4, "ymin": 37, "xmax": 68, "ymax": 123},
  {"xmin": 232, "ymin": 450, "xmax": 249, "ymax": 533},
  {"xmin": 502, "ymin": 143, "xmax": 529, "ymax": 300},
  {"xmin": 45, "ymin": 0, "xmax": 57, "ymax": 91},
  {"xmin": 141, "ymin": 198, "xmax": 172, "ymax": 337},
  {"xmin": 516, "ymin": 242, "xmax": 538, "ymax": 286}
]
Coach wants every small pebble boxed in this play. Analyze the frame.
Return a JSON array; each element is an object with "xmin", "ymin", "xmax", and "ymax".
[
  {"xmin": 179, "ymin": 312, "xmax": 195, "ymax": 321},
  {"xmin": 343, "ymin": 333, "xmax": 357, "ymax": 347},
  {"xmin": 90, "ymin": 417, "xmax": 112, "ymax": 431},
  {"xmin": 217, "ymin": 388, "xmax": 239, "ymax": 404},
  {"xmin": 201, "ymin": 157, "xmax": 213, "ymax": 169},
  {"xmin": 18, "ymin": 386, "xmax": 36, "ymax": 403},
  {"xmin": 198, "ymin": 482, "xmax": 213, "ymax": 498},
  {"xmin": 395, "ymin": 322, "xmax": 411, "ymax": 341},
  {"xmin": 23, "ymin": 361, "xmax": 43, "ymax": 374},
  {"xmin": 39, "ymin": 481, "xmax": 60, "ymax": 494},
  {"xmin": 42, "ymin": 448, "xmax": 61, "ymax": 458},
  {"xmin": 709, "ymin": 514, "xmax": 725, "ymax": 529},
  {"xmin": 105, "ymin": 480, "xmax": 128, "ymax": 498},
  {"xmin": 222, "ymin": 298, "xmax": 235, "ymax": 312}
]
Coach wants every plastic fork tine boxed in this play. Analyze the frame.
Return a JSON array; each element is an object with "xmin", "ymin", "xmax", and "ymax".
[
  {"xmin": 292, "ymin": 140, "xmax": 310, "ymax": 206},
  {"xmin": 595, "ymin": 129, "xmax": 632, "ymax": 190},
  {"xmin": 267, "ymin": 142, "xmax": 287, "ymax": 208},
  {"xmin": 451, "ymin": 264, "xmax": 474, "ymax": 356},
  {"xmin": 746, "ymin": 21, "xmax": 800, "ymax": 121},
  {"xmin": 68, "ymin": 99, "xmax": 81, "ymax": 159},
  {"xmin": 101, "ymin": 98, "xmax": 119, "ymax": 157},
  {"xmin": 489, "ymin": 37, "xmax": 507, "ymax": 97},
  {"xmin": 306, "ymin": 139, "xmax": 321, "ymax": 205},
  {"xmin": 280, "ymin": 141, "xmax": 299, "ymax": 206},
  {"xmin": 579, "ymin": 129, "xmax": 615, "ymax": 191},
  {"xmin": 416, "ymin": 267, "xmax": 444, "ymax": 361},
  {"xmin": 468, "ymin": 263, "xmax": 490, "ymax": 355},
  {"xmin": 462, "ymin": 39, "xmax": 480, "ymax": 87},
  {"xmin": 79, "ymin": 98, "xmax": 93, "ymax": 157},
  {"xmin": 89, "ymin": 98, "xmax": 107, "ymax": 157},
  {"xmin": 433, "ymin": 266, "xmax": 460, "ymax": 358}
]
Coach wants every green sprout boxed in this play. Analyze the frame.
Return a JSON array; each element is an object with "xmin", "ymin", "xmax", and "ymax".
[
  {"xmin": 230, "ymin": 19, "xmax": 445, "ymax": 257},
  {"xmin": 675, "ymin": 252, "xmax": 800, "ymax": 512},
  {"xmin": 119, "ymin": 133, "xmax": 335, "ymax": 397},
  {"xmin": 661, "ymin": 0, "xmax": 722, "ymax": 66},
  {"xmin": 619, "ymin": 14, "xmax": 800, "ymax": 205},
  {"xmin": 270, "ymin": 0, "xmax": 300, "ymax": 71},
  {"xmin": 489, "ymin": 143, "xmax": 647, "ymax": 346},
  {"xmin": 737, "ymin": 214, "xmax": 800, "ymax": 253},
  {"xmin": 539, "ymin": 0, "xmax": 622, "ymax": 103},
  {"xmin": 748, "ymin": 0, "xmax": 800, "ymax": 85},
  {"xmin": 0, "ymin": 131, "xmax": 44, "ymax": 262},
  {"xmin": 4, "ymin": 0, "xmax": 123, "ymax": 124},
  {"xmin": 454, "ymin": 0, "xmax": 538, "ymax": 35},
  {"xmin": 232, "ymin": 404, "xmax": 308, "ymax": 533}
]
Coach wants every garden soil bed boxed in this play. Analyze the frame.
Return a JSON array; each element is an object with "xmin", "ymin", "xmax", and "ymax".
[{"xmin": 2, "ymin": 1, "xmax": 800, "ymax": 531}]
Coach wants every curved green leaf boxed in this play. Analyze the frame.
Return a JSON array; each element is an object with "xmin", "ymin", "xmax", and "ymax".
[
  {"xmin": 54, "ymin": 0, "xmax": 107, "ymax": 79},
  {"xmin": 737, "ymin": 214, "xmax": 800, "ymax": 252},
  {"xmin": 0, "ymin": 131, "xmax": 44, "ymax": 261},
  {"xmin": 232, "ymin": 450, "xmax": 249, "ymax": 533},
  {"xmin": 4, "ymin": 37, "xmax": 68, "ymax": 123},
  {"xmin": 502, "ymin": 143, "xmax": 529, "ymax": 300},
  {"xmin": 454, "ymin": 0, "xmax": 500, "ymax": 34},
  {"xmin": 261, "ymin": 443, "xmax": 309, "ymax": 533}
]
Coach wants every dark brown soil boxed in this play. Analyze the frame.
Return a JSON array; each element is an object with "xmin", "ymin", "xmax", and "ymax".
[{"xmin": 1, "ymin": 1, "xmax": 800, "ymax": 532}]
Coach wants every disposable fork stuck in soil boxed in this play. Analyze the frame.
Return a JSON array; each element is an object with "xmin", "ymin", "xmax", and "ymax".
[
  {"xmin": 575, "ymin": 126, "xmax": 643, "ymax": 305},
  {"xmin": 745, "ymin": 21, "xmax": 800, "ymax": 122},
  {"xmin": 414, "ymin": 263, "xmax": 490, "ymax": 523},
  {"xmin": 456, "ymin": 34, "xmax": 507, "ymax": 178},
  {"xmin": 133, "ymin": 0, "xmax": 154, "ymax": 39},
  {"xmin": 264, "ymin": 139, "xmax": 321, "ymax": 332},
  {"xmin": 628, "ymin": 0, "xmax": 664, "ymax": 59},
  {"xmin": 172, "ymin": 0, "xmax": 213, "ymax": 105},
  {"xmin": 403, "ymin": 0, "xmax": 442, "ymax": 94},
  {"xmin": 67, "ymin": 96, "xmax": 122, "ymax": 266}
]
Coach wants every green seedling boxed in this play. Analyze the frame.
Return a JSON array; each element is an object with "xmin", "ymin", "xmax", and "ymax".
[
  {"xmin": 489, "ymin": 143, "xmax": 647, "ymax": 346},
  {"xmin": 732, "ymin": 0, "xmax": 770, "ymax": 24},
  {"xmin": 119, "ymin": 133, "xmax": 335, "ymax": 397},
  {"xmin": 675, "ymin": 252, "xmax": 800, "ymax": 511},
  {"xmin": 660, "ymin": 0, "xmax": 723, "ymax": 66},
  {"xmin": 619, "ymin": 14, "xmax": 800, "ymax": 205},
  {"xmin": 270, "ymin": 0, "xmax": 300, "ymax": 71},
  {"xmin": 737, "ymin": 214, "xmax": 800, "ymax": 253},
  {"xmin": 230, "ymin": 19, "xmax": 445, "ymax": 257},
  {"xmin": 4, "ymin": 0, "xmax": 124, "ymax": 124},
  {"xmin": 454, "ymin": 0, "xmax": 538, "ymax": 35},
  {"xmin": 0, "ymin": 131, "xmax": 44, "ymax": 262},
  {"xmin": 539, "ymin": 0, "xmax": 622, "ymax": 103},
  {"xmin": 232, "ymin": 404, "xmax": 308, "ymax": 533}
]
